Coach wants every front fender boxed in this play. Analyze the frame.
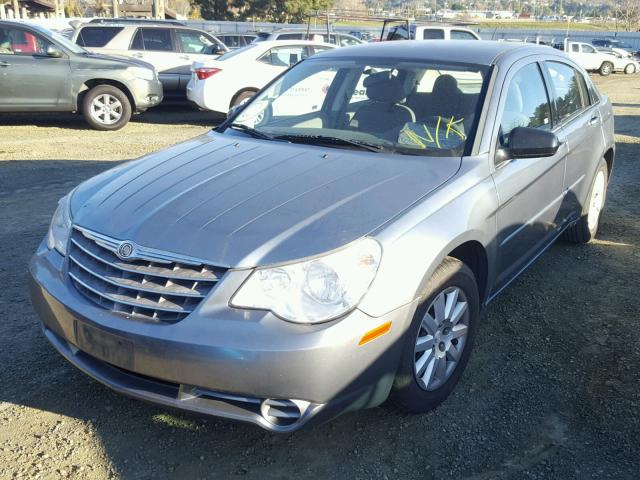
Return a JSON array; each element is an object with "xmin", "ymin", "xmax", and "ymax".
[{"xmin": 359, "ymin": 155, "xmax": 498, "ymax": 319}]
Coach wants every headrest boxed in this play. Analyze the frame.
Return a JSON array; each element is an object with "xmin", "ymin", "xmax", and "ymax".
[
  {"xmin": 432, "ymin": 74, "xmax": 459, "ymax": 96},
  {"xmin": 363, "ymin": 71, "xmax": 408, "ymax": 103}
]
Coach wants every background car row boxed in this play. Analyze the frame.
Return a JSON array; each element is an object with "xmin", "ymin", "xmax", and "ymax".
[{"xmin": 1, "ymin": 17, "xmax": 638, "ymax": 130}]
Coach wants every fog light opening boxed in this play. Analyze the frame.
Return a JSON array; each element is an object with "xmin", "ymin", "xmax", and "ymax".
[{"xmin": 260, "ymin": 398, "xmax": 309, "ymax": 427}]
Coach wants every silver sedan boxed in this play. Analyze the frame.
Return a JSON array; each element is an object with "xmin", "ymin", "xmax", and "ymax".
[{"xmin": 30, "ymin": 41, "xmax": 615, "ymax": 432}]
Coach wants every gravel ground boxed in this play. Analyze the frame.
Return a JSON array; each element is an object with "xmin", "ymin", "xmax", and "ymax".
[{"xmin": 0, "ymin": 76, "xmax": 638, "ymax": 480}]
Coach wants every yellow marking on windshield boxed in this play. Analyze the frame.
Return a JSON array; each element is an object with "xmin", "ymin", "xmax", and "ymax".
[{"xmin": 445, "ymin": 116, "xmax": 466, "ymax": 140}]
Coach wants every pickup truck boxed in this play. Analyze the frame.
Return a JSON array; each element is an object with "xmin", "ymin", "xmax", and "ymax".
[{"xmin": 561, "ymin": 40, "xmax": 639, "ymax": 75}]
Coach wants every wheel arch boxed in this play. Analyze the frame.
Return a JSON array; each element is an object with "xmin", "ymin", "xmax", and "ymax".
[
  {"xmin": 77, "ymin": 79, "xmax": 136, "ymax": 112},
  {"xmin": 229, "ymin": 87, "xmax": 259, "ymax": 109},
  {"xmin": 604, "ymin": 147, "xmax": 614, "ymax": 180},
  {"xmin": 447, "ymin": 241, "xmax": 489, "ymax": 307}
]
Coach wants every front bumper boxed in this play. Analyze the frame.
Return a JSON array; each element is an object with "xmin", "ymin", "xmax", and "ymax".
[
  {"xmin": 130, "ymin": 78, "xmax": 163, "ymax": 111},
  {"xmin": 29, "ymin": 240, "xmax": 416, "ymax": 432}
]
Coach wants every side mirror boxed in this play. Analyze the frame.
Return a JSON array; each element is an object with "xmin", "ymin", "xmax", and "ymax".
[
  {"xmin": 499, "ymin": 127, "xmax": 560, "ymax": 161},
  {"xmin": 46, "ymin": 45, "xmax": 64, "ymax": 58},
  {"xmin": 209, "ymin": 44, "xmax": 227, "ymax": 55}
]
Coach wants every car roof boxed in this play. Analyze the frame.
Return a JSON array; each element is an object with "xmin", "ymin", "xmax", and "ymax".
[
  {"xmin": 77, "ymin": 23, "xmax": 211, "ymax": 33},
  {"xmin": 315, "ymin": 40, "xmax": 552, "ymax": 65}
]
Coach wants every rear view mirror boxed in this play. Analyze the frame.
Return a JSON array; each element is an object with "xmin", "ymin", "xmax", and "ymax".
[
  {"xmin": 46, "ymin": 45, "xmax": 63, "ymax": 58},
  {"xmin": 501, "ymin": 127, "xmax": 560, "ymax": 160}
]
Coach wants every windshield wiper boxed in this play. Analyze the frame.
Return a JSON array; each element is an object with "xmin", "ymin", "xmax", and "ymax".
[
  {"xmin": 228, "ymin": 123, "xmax": 276, "ymax": 141},
  {"xmin": 274, "ymin": 134, "xmax": 386, "ymax": 153}
]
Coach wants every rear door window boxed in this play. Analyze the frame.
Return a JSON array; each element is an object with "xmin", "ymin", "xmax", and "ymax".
[
  {"xmin": 451, "ymin": 30, "xmax": 477, "ymax": 40},
  {"xmin": 545, "ymin": 61, "xmax": 589, "ymax": 122},
  {"xmin": 221, "ymin": 35, "xmax": 241, "ymax": 48},
  {"xmin": 76, "ymin": 26, "xmax": 122, "ymax": 47},
  {"xmin": 258, "ymin": 46, "xmax": 307, "ymax": 67},
  {"xmin": 175, "ymin": 29, "xmax": 214, "ymax": 54},
  {"xmin": 422, "ymin": 29, "xmax": 445, "ymax": 40},
  {"xmin": 134, "ymin": 28, "xmax": 174, "ymax": 52}
]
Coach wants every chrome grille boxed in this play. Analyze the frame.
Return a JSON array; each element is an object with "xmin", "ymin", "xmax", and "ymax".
[{"xmin": 68, "ymin": 227, "xmax": 225, "ymax": 322}]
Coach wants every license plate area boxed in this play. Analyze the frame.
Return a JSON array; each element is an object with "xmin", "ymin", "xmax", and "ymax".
[{"xmin": 74, "ymin": 320, "xmax": 134, "ymax": 369}]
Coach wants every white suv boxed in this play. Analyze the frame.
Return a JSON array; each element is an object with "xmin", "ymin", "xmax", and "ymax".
[
  {"xmin": 71, "ymin": 23, "xmax": 228, "ymax": 95},
  {"xmin": 386, "ymin": 24, "xmax": 480, "ymax": 41}
]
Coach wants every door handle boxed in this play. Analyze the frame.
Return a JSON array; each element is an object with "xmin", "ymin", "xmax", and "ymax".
[
  {"xmin": 179, "ymin": 55, "xmax": 190, "ymax": 60},
  {"xmin": 131, "ymin": 53, "xmax": 144, "ymax": 58},
  {"xmin": 588, "ymin": 115, "xmax": 600, "ymax": 126},
  {"xmin": 0, "ymin": 61, "xmax": 10, "ymax": 67}
]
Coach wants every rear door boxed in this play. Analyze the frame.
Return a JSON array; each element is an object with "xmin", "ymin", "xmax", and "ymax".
[
  {"xmin": 129, "ymin": 27, "xmax": 180, "ymax": 91},
  {"xmin": 490, "ymin": 60, "xmax": 568, "ymax": 295},
  {"xmin": 0, "ymin": 26, "xmax": 70, "ymax": 110},
  {"xmin": 544, "ymin": 60, "xmax": 605, "ymax": 221}
]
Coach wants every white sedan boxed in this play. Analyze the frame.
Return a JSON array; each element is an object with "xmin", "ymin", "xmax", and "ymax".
[{"xmin": 187, "ymin": 40, "xmax": 335, "ymax": 114}]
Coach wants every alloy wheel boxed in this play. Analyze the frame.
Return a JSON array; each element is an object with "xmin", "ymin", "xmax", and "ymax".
[
  {"xmin": 90, "ymin": 94, "xmax": 123, "ymax": 126},
  {"xmin": 414, "ymin": 286, "xmax": 469, "ymax": 391}
]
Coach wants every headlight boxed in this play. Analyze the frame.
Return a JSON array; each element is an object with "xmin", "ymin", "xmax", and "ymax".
[
  {"xmin": 130, "ymin": 66, "xmax": 156, "ymax": 81},
  {"xmin": 46, "ymin": 192, "xmax": 73, "ymax": 256},
  {"xmin": 231, "ymin": 238, "xmax": 381, "ymax": 324}
]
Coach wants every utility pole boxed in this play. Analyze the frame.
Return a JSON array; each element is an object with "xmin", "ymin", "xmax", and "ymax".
[
  {"xmin": 112, "ymin": 0, "xmax": 119, "ymax": 18},
  {"xmin": 152, "ymin": 0, "xmax": 164, "ymax": 19},
  {"xmin": 12, "ymin": 0, "xmax": 19, "ymax": 19}
]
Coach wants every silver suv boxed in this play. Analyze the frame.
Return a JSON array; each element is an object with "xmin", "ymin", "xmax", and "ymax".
[
  {"xmin": 0, "ymin": 20, "xmax": 162, "ymax": 130},
  {"xmin": 71, "ymin": 23, "xmax": 228, "ymax": 94}
]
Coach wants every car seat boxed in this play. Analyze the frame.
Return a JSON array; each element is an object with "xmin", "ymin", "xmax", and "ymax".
[{"xmin": 350, "ymin": 71, "xmax": 415, "ymax": 139}]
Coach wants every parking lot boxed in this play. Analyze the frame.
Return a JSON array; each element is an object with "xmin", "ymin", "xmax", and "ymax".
[{"xmin": 1, "ymin": 74, "xmax": 639, "ymax": 479}]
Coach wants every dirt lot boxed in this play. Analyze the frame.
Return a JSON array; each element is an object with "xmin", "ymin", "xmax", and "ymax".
[{"xmin": 1, "ymin": 76, "xmax": 639, "ymax": 480}]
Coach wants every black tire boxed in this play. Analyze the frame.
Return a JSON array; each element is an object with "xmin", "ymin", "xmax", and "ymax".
[
  {"xmin": 624, "ymin": 63, "xmax": 636, "ymax": 74},
  {"xmin": 390, "ymin": 257, "xmax": 479, "ymax": 413},
  {"xmin": 599, "ymin": 62, "xmax": 613, "ymax": 76},
  {"xmin": 82, "ymin": 85, "xmax": 132, "ymax": 131},
  {"xmin": 230, "ymin": 89, "xmax": 257, "ymax": 109},
  {"xmin": 562, "ymin": 160, "xmax": 608, "ymax": 244}
]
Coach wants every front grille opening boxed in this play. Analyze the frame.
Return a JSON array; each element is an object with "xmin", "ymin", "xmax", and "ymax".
[{"xmin": 68, "ymin": 227, "xmax": 226, "ymax": 323}]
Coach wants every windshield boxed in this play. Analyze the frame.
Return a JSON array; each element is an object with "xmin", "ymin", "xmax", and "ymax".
[
  {"xmin": 50, "ymin": 30, "xmax": 87, "ymax": 54},
  {"xmin": 227, "ymin": 57, "xmax": 489, "ymax": 157}
]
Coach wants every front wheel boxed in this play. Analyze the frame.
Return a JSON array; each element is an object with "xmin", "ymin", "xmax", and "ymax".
[
  {"xmin": 624, "ymin": 63, "xmax": 636, "ymax": 74},
  {"xmin": 562, "ymin": 160, "xmax": 608, "ymax": 243},
  {"xmin": 82, "ymin": 85, "xmax": 132, "ymax": 131},
  {"xmin": 599, "ymin": 62, "xmax": 613, "ymax": 76},
  {"xmin": 390, "ymin": 257, "xmax": 479, "ymax": 413}
]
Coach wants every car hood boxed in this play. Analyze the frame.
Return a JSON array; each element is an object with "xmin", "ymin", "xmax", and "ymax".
[{"xmin": 71, "ymin": 131, "xmax": 460, "ymax": 268}]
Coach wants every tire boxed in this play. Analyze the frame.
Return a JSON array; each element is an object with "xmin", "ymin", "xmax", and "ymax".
[
  {"xmin": 599, "ymin": 62, "xmax": 613, "ymax": 76},
  {"xmin": 624, "ymin": 63, "xmax": 636, "ymax": 74},
  {"xmin": 390, "ymin": 257, "xmax": 479, "ymax": 413},
  {"xmin": 230, "ymin": 89, "xmax": 257, "ymax": 109},
  {"xmin": 82, "ymin": 85, "xmax": 132, "ymax": 131},
  {"xmin": 562, "ymin": 160, "xmax": 608, "ymax": 244}
]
